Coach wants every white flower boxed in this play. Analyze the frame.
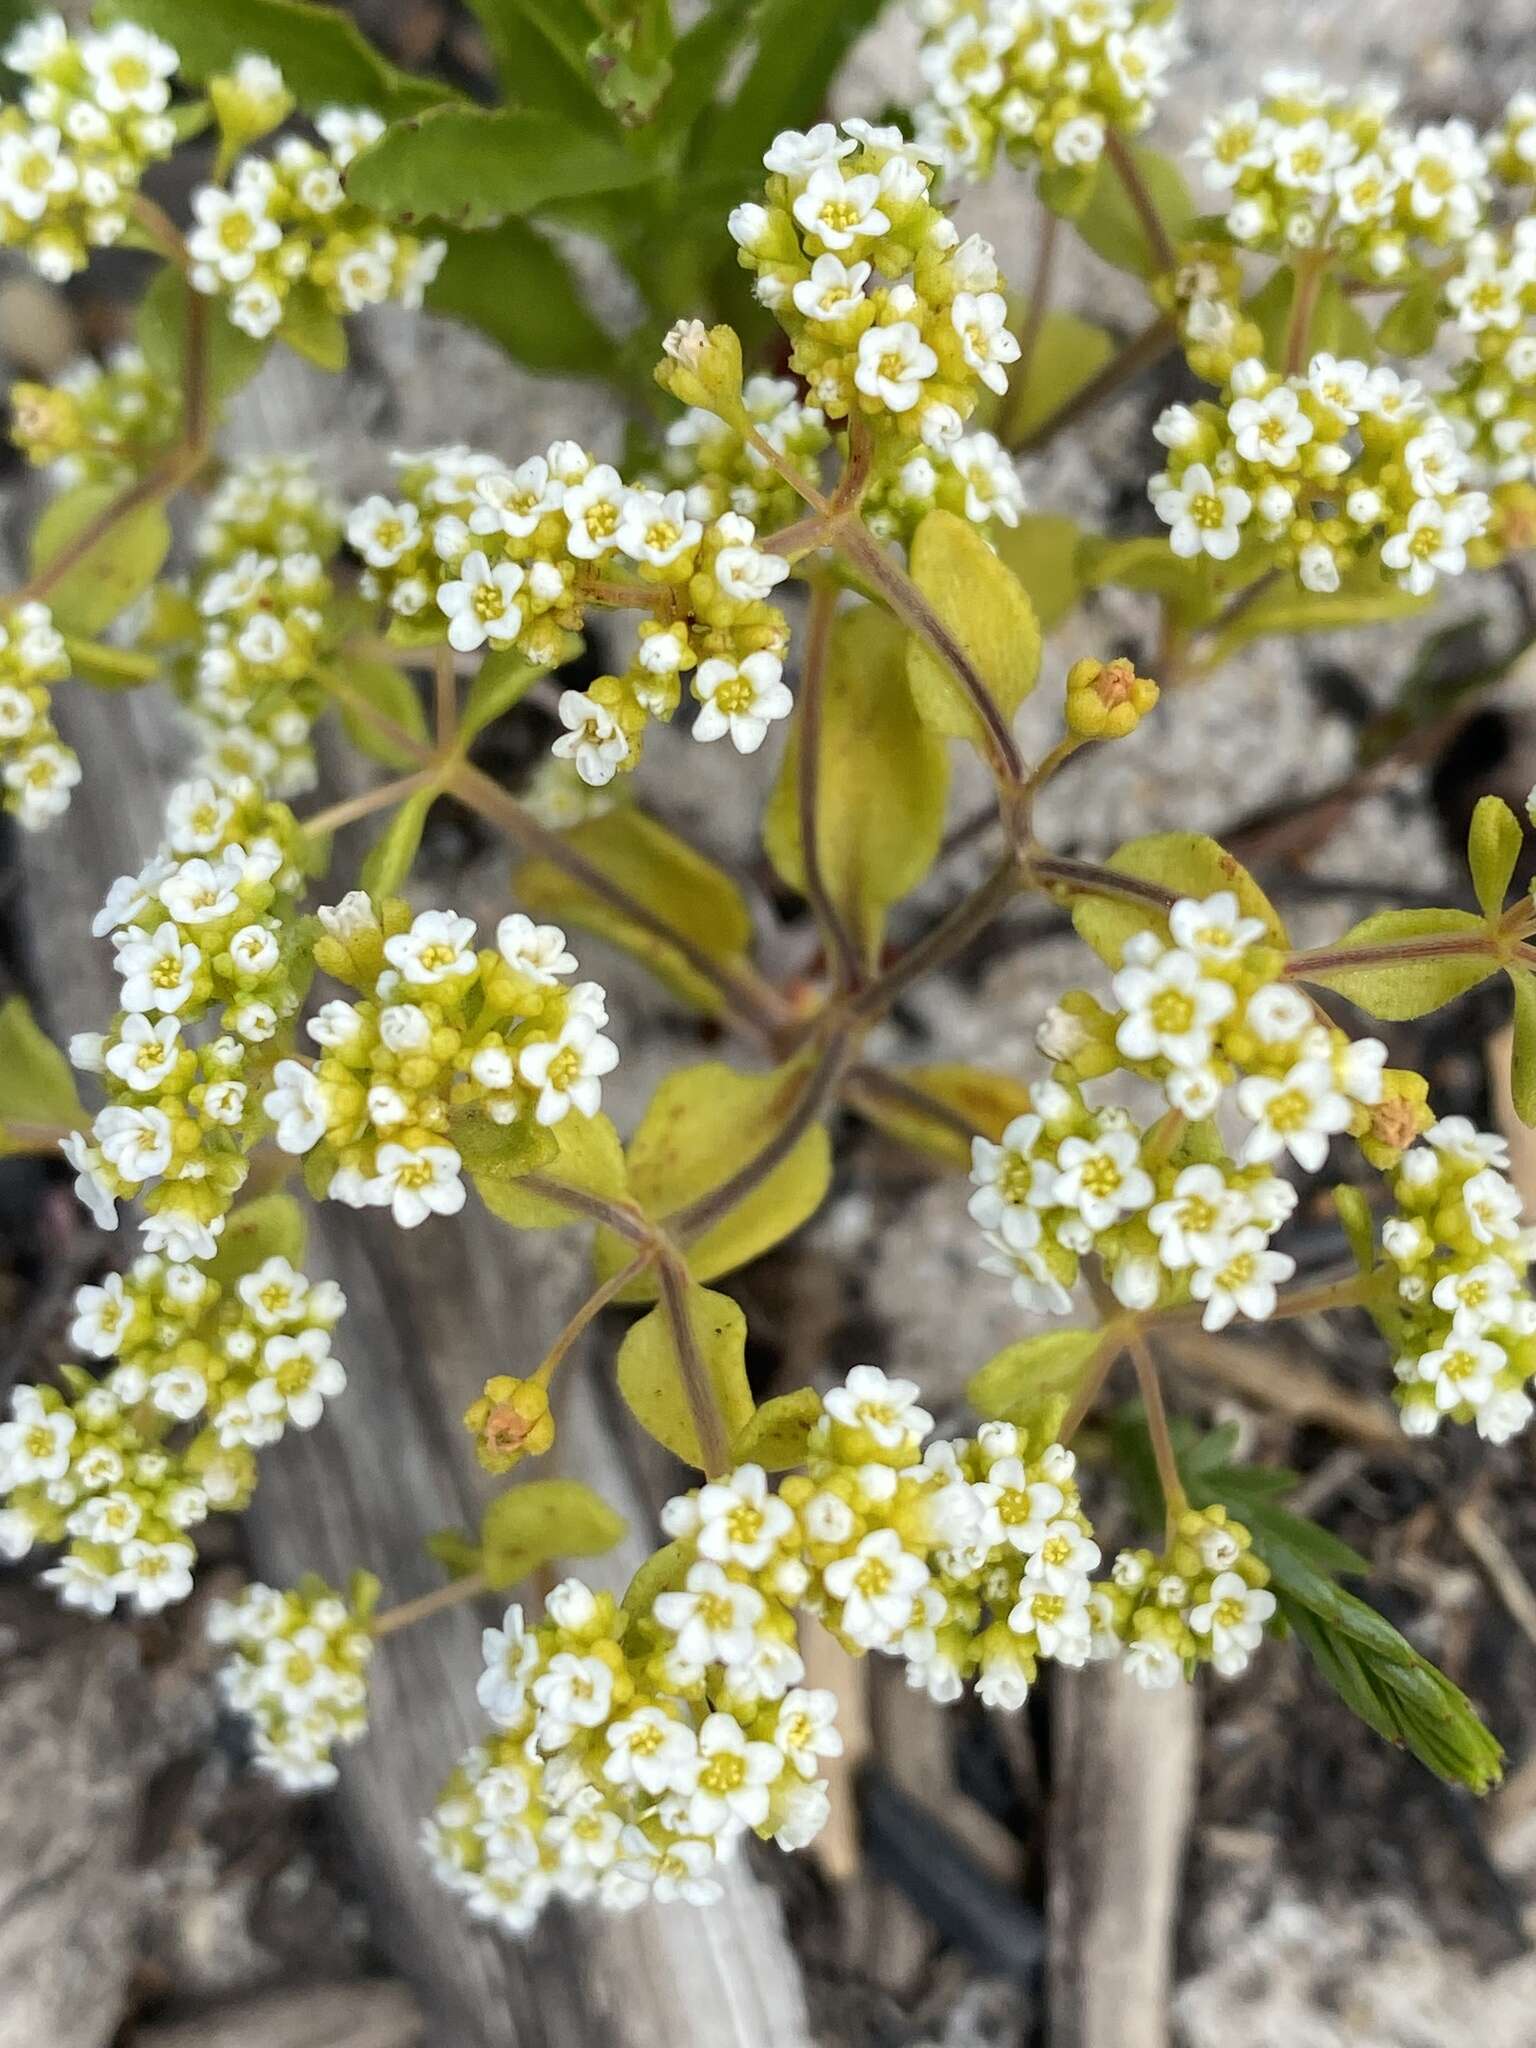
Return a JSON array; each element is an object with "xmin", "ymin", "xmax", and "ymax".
[
  {"xmin": 94, "ymin": 1102, "xmax": 173, "ymax": 1182},
  {"xmin": 1244, "ymin": 983, "xmax": 1312, "ymax": 1044},
  {"xmin": 692, "ymin": 652, "xmax": 793, "ymax": 753},
  {"xmin": 1237, "ymin": 1058, "xmax": 1352, "ymax": 1173},
  {"xmin": 104, "ymin": 1013, "xmax": 181, "ymax": 1092},
  {"xmin": 950, "ymin": 291, "xmax": 1020, "ymax": 395},
  {"xmin": 1189, "ymin": 1572, "xmax": 1276, "ymax": 1675},
  {"xmin": 42, "ymin": 1553, "xmax": 119, "ymax": 1615},
  {"xmin": 686, "ymin": 1712, "xmax": 782, "ymax": 1837},
  {"xmin": 791, "ymin": 167, "xmax": 889, "ymax": 251},
  {"xmin": 694, "ymin": 1465, "xmax": 797, "ymax": 1571},
  {"xmin": 823, "ymin": 1364, "xmax": 932, "ymax": 1447},
  {"xmin": 516, "ymin": 1014, "xmax": 618, "ymax": 1125},
  {"xmin": 1478, "ymin": 1389, "xmax": 1534, "ymax": 1445},
  {"xmin": 791, "ymin": 252, "xmax": 871, "ymax": 322},
  {"xmin": 70, "ymin": 1272, "xmax": 131, "ymax": 1357},
  {"xmin": 853, "ymin": 321, "xmax": 938, "ymax": 412},
  {"xmin": 1149, "ymin": 1165, "xmax": 1245, "ymax": 1271},
  {"xmin": 470, "ymin": 457, "xmax": 564, "ymax": 539},
  {"xmin": 384, "ymin": 909, "xmax": 478, "ymax": 986},
  {"xmin": 1227, "ymin": 383, "xmax": 1314, "ymax": 469},
  {"xmin": 764, "ymin": 122, "xmax": 856, "ymax": 179},
  {"xmin": 437, "ymin": 550, "xmax": 524, "ymax": 652},
  {"xmin": 1168, "ymin": 891, "xmax": 1267, "ymax": 964},
  {"xmin": 1124, "ymin": 1639, "xmax": 1184, "ymax": 1690},
  {"xmin": 366, "ymin": 1142, "xmax": 466, "ymax": 1228},
  {"xmin": 713, "ymin": 537, "xmax": 791, "ymax": 603},
  {"xmin": 115, "ymin": 922, "xmax": 201, "ymax": 1014},
  {"xmin": 477, "ymin": 1606, "xmax": 538, "ymax": 1725},
  {"xmin": 772, "ymin": 1688, "xmax": 842, "ymax": 1779},
  {"xmin": 495, "ymin": 913, "xmax": 576, "ymax": 983},
  {"xmin": 1381, "ymin": 498, "xmax": 1476, "ymax": 596},
  {"xmin": 263, "ymin": 1059, "xmax": 327, "ymax": 1154},
  {"xmin": 1152, "ymin": 463, "xmax": 1252, "ymax": 561},
  {"xmin": 187, "ymin": 184, "xmax": 281, "ymax": 285},
  {"xmin": 823, "ymin": 1529, "xmax": 931, "ymax": 1648},
  {"xmin": 615, "ymin": 488, "xmax": 700, "ymax": 569},
  {"xmin": 603, "ymin": 1706, "xmax": 699, "ymax": 1798},
  {"xmin": 254, "ymin": 1330, "xmax": 346, "ymax": 1428},
  {"xmin": 653, "ymin": 1561, "xmax": 767, "ymax": 1668},
  {"xmin": 1336, "ymin": 1036, "xmax": 1387, "ymax": 1106},
  {"xmin": 1463, "ymin": 1168, "xmax": 1523, "ymax": 1246},
  {"xmin": 82, "ymin": 23, "xmax": 177, "ymax": 114},
  {"xmin": 0, "ymin": 1386, "xmax": 75, "ymax": 1486},
  {"xmin": 346, "ymin": 494, "xmax": 421, "ymax": 568},
  {"xmin": 1112, "ymin": 947, "xmax": 1234, "ymax": 1069},
  {"xmin": 1189, "ymin": 1228, "xmax": 1296, "ymax": 1332},
  {"xmin": 1052, "ymin": 1130, "xmax": 1154, "ymax": 1231},
  {"xmin": 551, "ymin": 691, "xmax": 630, "ymax": 787},
  {"xmin": 1008, "ymin": 1580, "xmax": 1093, "ymax": 1665},
  {"xmin": 1425, "ymin": 1117, "xmax": 1508, "ymax": 1169}
]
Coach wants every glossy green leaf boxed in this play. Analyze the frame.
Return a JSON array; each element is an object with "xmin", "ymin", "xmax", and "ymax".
[
  {"xmin": 1069, "ymin": 832, "xmax": 1286, "ymax": 969},
  {"xmin": 1000, "ymin": 312, "xmax": 1115, "ymax": 446},
  {"xmin": 0, "ymin": 996, "xmax": 83, "ymax": 1131},
  {"xmin": 616, "ymin": 1282, "xmax": 755, "ymax": 1467},
  {"xmin": 994, "ymin": 513, "xmax": 1085, "ymax": 630},
  {"xmin": 1510, "ymin": 967, "xmax": 1536, "ymax": 1127},
  {"xmin": 480, "ymin": 1476, "xmax": 626, "ymax": 1590},
  {"xmin": 427, "ymin": 222, "xmax": 614, "ymax": 379},
  {"xmin": 731, "ymin": 1386, "xmax": 822, "ymax": 1471},
  {"xmin": 1073, "ymin": 144, "xmax": 1192, "ymax": 275},
  {"xmin": 346, "ymin": 105, "xmax": 653, "ymax": 229},
  {"xmin": 764, "ymin": 604, "xmax": 949, "ymax": 965},
  {"xmin": 360, "ymin": 783, "xmax": 436, "ymax": 894},
  {"xmin": 968, "ymin": 1328, "xmax": 1102, "ymax": 1426},
  {"xmin": 1467, "ymin": 794, "xmax": 1522, "ymax": 920},
  {"xmin": 1300, "ymin": 908, "xmax": 1496, "ymax": 1020},
  {"xmin": 906, "ymin": 509, "xmax": 1041, "ymax": 745},
  {"xmin": 29, "ymin": 483, "xmax": 171, "ymax": 636},
  {"xmin": 474, "ymin": 1111, "xmax": 626, "ymax": 1228},
  {"xmin": 330, "ymin": 655, "xmax": 426, "ymax": 769}
]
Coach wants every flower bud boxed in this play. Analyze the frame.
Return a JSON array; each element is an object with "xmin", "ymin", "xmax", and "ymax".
[
  {"xmin": 655, "ymin": 320, "xmax": 747, "ymax": 427},
  {"xmin": 464, "ymin": 1375, "xmax": 555, "ymax": 1473},
  {"xmin": 1064, "ymin": 656, "xmax": 1159, "ymax": 740}
]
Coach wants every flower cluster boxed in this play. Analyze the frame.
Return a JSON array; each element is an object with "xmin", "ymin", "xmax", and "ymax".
[
  {"xmin": 62, "ymin": 776, "xmax": 312, "ymax": 1260},
  {"xmin": 166, "ymin": 455, "xmax": 345, "ymax": 795},
  {"xmin": 187, "ymin": 95, "xmax": 444, "ymax": 340},
  {"xmin": 912, "ymin": 0, "xmax": 1182, "ymax": 186},
  {"xmin": 1373, "ymin": 1118, "xmax": 1536, "ymax": 1443},
  {"xmin": 1193, "ymin": 73, "xmax": 1489, "ymax": 280},
  {"xmin": 347, "ymin": 440, "xmax": 792, "ymax": 783},
  {"xmin": 0, "ymin": 15, "xmax": 177, "ymax": 281},
  {"xmin": 1149, "ymin": 354, "xmax": 1491, "ymax": 598},
  {"xmin": 263, "ymin": 898, "xmax": 617, "ymax": 1228},
  {"xmin": 0, "ymin": 599, "xmax": 77, "ymax": 830},
  {"xmin": 1097, "ymin": 1507, "xmax": 1276, "ymax": 1689},
  {"xmin": 11, "ymin": 343, "xmax": 179, "ymax": 487},
  {"xmin": 1437, "ymin": 220, "xmax": 1536, "ymax": 497},
  {"xmin": 727, "ymin": 120, "xmax": 1020, "ymax": 445},
  {"xmin": 209, "ymin": 1576, "xmax": 376, "ymax": 1790}
]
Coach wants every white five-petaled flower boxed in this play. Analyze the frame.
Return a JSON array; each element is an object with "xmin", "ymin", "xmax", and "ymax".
[
  {"xmin": 1237, "ymin": 1058, "xmax": 1352, "ymax": 1173},
  {"xmin": 366, "ymin": 1142, "xmax": 466, "ymax": 1228},
  {"xmin": 437, "ymin": 550, "xmax": 525, "ymax": 651},
  {"xmin": 1189, "ymin": 1228, "xmax": 1296, "ymax": 1332},
  {"xmin": 822, "ymin": 1364, "xmax": 933, "ymax": 1447},
  {"xmin": 691, "ymin": 652, "xmax": 793, "ymax": 753},
  {"xmin": 1152, "ymin": 462, "xmax": 1252, "ymax": 560},
  {"xmin": 1052, "ymin": 1130, "xmax": 1155, "ymax": 1232},
  {"xmin": 1112, "ymin": 947, "xmax": 1235, "ymax": 1070}
]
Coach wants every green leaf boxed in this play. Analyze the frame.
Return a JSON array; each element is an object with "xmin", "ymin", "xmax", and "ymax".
[
  {"xmin": 202, "ymin": 1193, "xmax": 308, "ymax": 1286},
  {"xmin": 29, "ymin": 483, "xmax": 171, "ymax": 636},
  {"xmin": 427, "ymin": 222, "xmax": 614, "ymax": 379},
  {"xmin": 1377, "ymin": 280, "xmax": 1444, "ymax": 358},
  {"xmin": 103, "ymin": 0, "xmax": 452, "ymax": 114},
  {"xmin": 346, "ymin": 105, "xmax": 653, "ymax": 229},
  {"xmin": 999, "ymin": 312, "xmax": 1115, "ymax": 446},
  {"xmin": 474, "ymin": 1111, "xmax": 626, "ymax": 1228},
  {"xmin": 61, "ymin": 636, "xmax": 159, "ymax": 689},
  {"xmin": 1299, "ymin": 908, "xmax": 1496, "ymax": 1020},
  {"xmin": 906, "ymin": 509, "xmax": 1041, "ymax": 745},
  {"xmin": 0, "ymin": 996, "xmax": 83, "ymax": 1131},
  {"xmin": 480, "ymin": 1476, "xmax": 626, "ymax": 1590},
  {"xmin": 1334, "ymin": 1185, "xmax": 1376, "ymax": 1274},
  {"xmin": 1245, "ymin": 268, "xmax": 1375, "ymax": 365},
  {"xmin": 360, "ymin": 783, "xmax": 436, "ymax": 894},
  {"xmin": 460, "ymin": 645, "xmax": 566, "ymax": 741},
  {"xmin": 851, "ymin": 1063, "xmax": 1034, "ymax": 1170},
  {"xmin": 275, "ymin": 281, "xmax": 348, "ymax": 371},
  {"xmin": 514, "ymin": 804, "xmax": 755, "ymax": 1017},
  {"xmin": 1075, "ymin": 533, "xmax": 1215, "ymax": 627},
  {"xmin": 450, "ymin": 1108, "xmax": 559, "ymax": 1186},
  {"xmin": 731, "ymin": 1386, "xmax": 822, "ymax": 1471},
  {"xmin": 968, "ymin": 1328, "xmax": 1102, "ymax": 1427},
  {"xmin": 1069, "ymin": 831, "xmax": 1286, "ymax": 970},
  {"xmin": 1510, "ymin": 968, "xmax": 1536, "ymax": 1127},
  {"xmin": 1468, "ymin": 794, "xmax": 1522, "ymax": 920},
  {"xmin": 621, "ymin": 1535, "xmax": 688, "ymax": 1620},
  {"xmin": 598, "ymin": 1060, "xmax": 831, "ymax": 1297},
  {"xmin": 994, "ymin": 514, "xmax": 1085, "ymax": 630},
  {"xmin": 691, "ymin": 0, "xmax": 886, "ymax": 184},
  {"xmin": 426, "ymin": 1528, "xmax": 483, "ymax": 1578},
  {"xmin": 1073, "ymin": 145, "xmax": 1192, "ymax": 275},
  {"xmin": 136, "ymin": 266, "xmax": 269, "ymax": 413},
  {"xmin": 616, "ymin": 1282, "xmax": 755, "ymax": 1467},
  {"xmin": 764, "ymin": 603, "xmax": 949, "ymax": 966},
  {"xmin": 463, "ymin": 0, "xmax": 616, "ymax": 126},
  {"xmin": 650, "ymin": 0, "xmax": 756, "ymax": 144},
  {"xmin": 329, "ymin": 655, "xmax": 426, "ymax": 769},
  {"xmin": 1200, "ymin": 565, "xmax": 1431, "ymax": 667}
]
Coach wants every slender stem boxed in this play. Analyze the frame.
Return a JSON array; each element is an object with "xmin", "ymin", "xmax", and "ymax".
[
  {"xmin": 1266, "ymin": 1271, "xmax": 1368, "ymax": 1320},
  {"xmin": 657, "ymin": 1254, "xmax": 731, "ymax": 1477},
  {"xmin": 577, "ymin": 573, "xmax": 671, "ymax": 613},
  {"xmin": 1012, "ymin": 309, "xmax": 1177, "ymax": 454},
  {"xmin": 1013, "ymin": 203, "xmax": 1060, "ymax": 399},
  {"xmin": 15, "ymin": 449, "xmax": 189, "ymax": 606},
  {"xmin": 762, "ymin": 511, "xmax": 831, "ymax": 559},
  {"xmin": 1017, "ymin": 734, "xmax": 1084, "ymax": 813},
  {"xmin": 1285, "ymin": 932, "xmax": 1495, "ymax": 979},
  {"xmin": 842, "ymin": 1064, "xmax": 979, "ymax": 1150},
  {"xmin": 796, "ymin": 580, "xmax": 863, "ymax": 991},
  {"xmin": 1128, "ymin": 1327, "xmax": 1186, "ymax": 1539},
  {"xmin": 851, "ymin": 855, "xmax": 1023, "ymax": 1021},
  {"xmin": 301, "ymin": 770, "xmax": 432, "ymax": 838},
  {"xmin": 1027, "ymin": 851, "xmax": 1178, "ymax": 915},
  {"xmin": 1283, "ymin": 254, "xmax": 1328, "ymax": 375},
  {"xmin": 322, "ymin": 661, "xmax": 429, "ymax": 763},
  {"xmin": 372, "ymin": 1571, "xmax": 487, "ymax": 1638},
  {"xmin": 517, "ymin": 1173, "xmax": 654, "ymax": 1243},
  {"xmin": 434, "ymin": 644, "xmax": 456, "ymax": 750},
  {"xmin": 745, "ymin": 424, "xmax": 831, "ymax": 516},
  {"xmin": 1186, "ymin": 567, "xmax": 1283, "ymax": 672},
  {"xmin": 535, "ymin": 1251, "xmax": 654, "ymax": 1384},
  {"xmin": 1060, "ymin": 1321, "xmax": 1132, "ymax": 1442},
  {"xmin": 1104, "ymin": 131, "xmax": 1177, "ymax": 276}
]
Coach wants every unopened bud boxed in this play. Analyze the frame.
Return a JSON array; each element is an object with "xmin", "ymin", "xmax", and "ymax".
[
  {"xmin": 464, "ymin": 1375, "xmax": 555, "ymax": 1474},
  {"xmin": 1064, "ymin": 656, "xmax": 1160, "ymax": 740},
  {"xmin": 655, "ymin": 319, "xmax": 746, "ymax": 426}
]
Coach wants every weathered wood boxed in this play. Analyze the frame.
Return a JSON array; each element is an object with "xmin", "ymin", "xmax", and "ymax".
[
  {"xmin": 1046, "ymin": 1662, "xmax": 1197, "ymax": 2048},
  {"xmin": 129, "ymin": 1981, "xmax": 424, "ymax": 2048}
]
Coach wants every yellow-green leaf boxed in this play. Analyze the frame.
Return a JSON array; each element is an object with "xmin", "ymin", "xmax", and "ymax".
[
  {"xmin": 1334, "ymin": 1185, "xmax": 1376, "ymax": 1274},
  {"xmin": 276, "ymin": 281, "xmax": 348, "ymax": 371},
  {"xmin": 1511, "ymin": 968, "xmax": 1536, "ymax": 1127},
  {"xmin": 461, "ymin": 643, "xmax": 570, "ymax": 742},
  {"xmin": 1075, "ymin": 532, "xmax": 1217, "ymax": 627},
  {"xmin": 764, "ymin": 604, "xmax": 949, "ymax": 965},
  {"xmin": 994, "ymin": 514, "xmax": 1084, "ymax": 631},
  {"xmin": 851, "ymin": 1062, "xmax": 1034, "ymax": 1170},
  {"xmin": 968, "ymin": 1328, "xmax": 1102, "ymax": 1424},
  {"xmin": 731, "ymin": 1386, "xmax": 822, "ymax": 1471},
  {"xmin": 331, "ymin": 655, "xmax": 427, "ymax": 769},
  {"xmin": 135, "ymin": 264, "xmax": 269, "ymax": 411},
  {"xmin": 474, "ymin": 1111, "xmax": 626, "ymax": 1228},
  {"xmin": 621, "ymin": 1536, "xmax": 688, "ymax": 1622},
  {"xmin": 360, "ymin": 783, "xmax": 437, "ymax": 894},
  {"xmin": 515, "ymin": 804, "xmax": 754, "ymax": 1017},
  {"xmin": 1200, "ymin": 565, "xmax": 1431, "ymax": 667},
  {"xmin": 480, "ymin": 1477, "xmax": 626, "ymax": 1590},
  {"xmin": 598, "ymin": 1061, "xmax": 832, "ymax": 1297},
  {"xmin": 60, "ymin": 636, "xmax": 159, "ymax": 689},
  {"xmin": 29, "ymin": 483, "xmax": 172, "ymax": 636},
  {"xmin": 452, "ymin": 1108, "xmax": 559, "ymax": 1187},
  {"xmin": 1069, "ymin": 832, "xmax": 1286, "ymax": 969},
  {"xmin": 1073, "ymin": 145, "xmax": 1192, "ymax": 275},
  {"xmin": 0, "ymin": 996, "xmax": 84, "ymax": 1130},
  {"xmin": 1300, "ymin": 909, "xmax": 1496, "ymax": 1020},
  {"xmin": 203, "ymin": 1193, "xmax": 306, "ymax": 1285},
  {"xmin": 1378, "ymin": 281, "xmax": 1442, "ymax": 357},
  {"xmin": 1468, "ymin": 794, "xmax": 1523, "ymax": 921},
  {"xmin": 616, "ymin": 1283, "xmax": 755, "ymax": 1467},
  {"xmin": 1000, "ymin": 312, "xmax": 1115, "ymax": 446},
  {"xmin": 906, "ymin": 509, "xmax": 1041, "ymax": 745},
  {"xmin": 346, "ymin": 104, "xmax": 654, "ymax": 228}
]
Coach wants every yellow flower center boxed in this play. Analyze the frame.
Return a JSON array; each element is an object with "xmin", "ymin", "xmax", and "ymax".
[
  {"xmin": 1080, "ymin": 1155, "xmax": 1124, "ymax": 1200},
  {"xmin": 1150, "ymin": 989, "xmax": 1195, "ymax": 1034}
]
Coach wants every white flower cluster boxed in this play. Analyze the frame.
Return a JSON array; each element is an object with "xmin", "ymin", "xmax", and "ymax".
[
  {"xmin": 0, "ymin": 599, "xmax": 78, "ymax": 830},
  {"xmin": 11, "ymin": 342, "xmax": 180, "ymax": 488},
  {"xmin": 1097, "ymin": 1508, "xmax": 1276, "ymax": 1691},
  {"xmin": 1439, "ymin": 217, "xmax": 1536, "ymax": 491},
  {"xmin": 62, "ymin": 776, "xmax": 311, "ymax": 1260},
  {"xmin": 263, "ymin": 898, "xmax": 617, "ymax": 1228},
  {"xmin": 347, "ymin": 440, "xmax": 792, "ymax": 784},
  {"xmin": 187, "ymin": 96, "xmax": 444, "ymax": 340},
  {"xmin": 1376, "ymin": 1118, "xmax": 1536, "ymax": 1444},
  {"xmin": 1193, "ymin": 73, "xmax": 1489, "ymax": 279},
  {"xmin": 0, "ymin": 15, "xmax": 177, "ymax": 280},
  {"xmin": 912, "ymin": 0, "xmax": 1182, "ymax": 185},
  {"xmin": 1150, "ymin": 355, "xmax": 1490, "ymax": 597},
  {"xmin": 209, "ymin": 1577, "xmax": 375, "ymax": 1790}
]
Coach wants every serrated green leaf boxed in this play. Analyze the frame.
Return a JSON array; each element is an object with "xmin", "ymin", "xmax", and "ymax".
[
  {"xmin": 480, "ymin": 1477, "xmax": 626, "ymax": 1590},
  {"xmin": 103, "ymin": 0, "xmax": 451, "ymax": 114},
  {"xmin": 1299, "ymin": 908, "xmax": 1495, "ymax": 1020},
  {"xmin": 764, "ymin": 603, "xmax": 949, "ymax": 967},
  {"xmin": 1073, "ymin": 145, "xmax": 1192, "ymax": 275},
  {"xmin": 906, "ymin": 509, "xmax": 1041, "ymax": 746},
  {"xmin": 346, "ymin": 105, "xmax": 653, "ymax": 229},
  {"xmin": 202, "ymin": 1193, "xmax": 307, "ymax": 1286},
  {"xmin": 276, "ymin": 281, "xmax": 348, "ymax": 371},
  {"xmin": 0, "ymin": 996, "xmax": 83, "ymax": 1130},
  {"xmin": 514, "ymin": 804, "xmax": 754, "ymax": 1017},
  {"xmin": 1377, "ymin": 279, "xmax": 1444, "ymax": 357},
  {"xmin": 1468, "ymin": 794, "xmax": 1522, "ymax": 920},
  {"xmin": 29, "ymin": 483, "xmax": 171, "ymax": 636},
  {"xmin": 360, "ymin": 783, "xmax": 436, "ymax": 894},
  {"xmin": 597, "ymin": 1060, "xmax": 831, "ymax": 1298},
  {"xmin": 968, "ymin": 1328, "xmax": 1103, "ymax": 1426},
  {"xmin": 474, "ymin": 1110, "xmax": 625, "ymax": 1227},
  {"xmin": 994, "ymin": 514, "xmax": 1085, "ymax": 630},
  {"xmin": 1510, "ymin": 968, "xmax": 1536, "ymax": 1127},
  {"xmin": 732, "ymin": 1386, "xmax": 821, "ymax": 1471},
  {"xmin": 617, "ymin": 1281, "xmax": 755, "ymax": 1468},
  {"xmin": 427, "ymin": 221, "xmax": 615, "ymax": 379},
  {"xmin": 1000, "ymin": 312, "xmax": 1115, "ymax": 446},
  {"xmin": 135, "ymin": 265, "xmax": 269, "ymax": 413},
  {"xmin": 330, "ymin": 655, "xmax": 426, "ymax": 769},
  {"xmin": 1068, "ymin": 831, "xmax": 1286, "ymax": 969},
  {"xmin": 851, "ymin": 1063, "xmax": 1035, "ymax": 1170}
]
